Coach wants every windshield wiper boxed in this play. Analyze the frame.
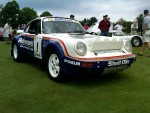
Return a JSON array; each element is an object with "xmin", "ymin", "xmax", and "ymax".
[
  {"xmin": 85, "ymin": 32, "xmax": 91, "ymax": 34},
  {"xmin": 68, "ymin": 30, "xmax": 85, "ymax": 34}
]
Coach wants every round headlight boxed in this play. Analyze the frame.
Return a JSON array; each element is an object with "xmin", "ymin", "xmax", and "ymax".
[
  {"xmin": 124, "ymin": 40, "xmax": 132, "ymax": 53},
  {"xmin": 75, "ymin": 41, "xmax": 87, "ymax": 56}
]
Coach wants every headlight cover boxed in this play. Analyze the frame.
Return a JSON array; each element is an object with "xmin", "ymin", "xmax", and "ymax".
[
  {"xmin": 123, "ymin": 40, "xmax": 132, "ymax": 53},
  {"xmin": 75, "ymin": 41, "xmax": 87, "ymax": 56}
]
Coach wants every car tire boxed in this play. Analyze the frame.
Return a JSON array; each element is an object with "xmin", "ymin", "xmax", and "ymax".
[
  {"xmin": 131, "ymin": 36, "xmax": 142, "ymax": 47},
  {"xmin": 12, "ymin": 44, "xmax": 22, "ymax": 62},
  {"xmin": 47, "ymin": 51, "xmax": 64, "ymax": 82}
]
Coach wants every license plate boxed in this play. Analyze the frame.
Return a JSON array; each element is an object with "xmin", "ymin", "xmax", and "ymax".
[{"xmin": 105, "ymin": 65, "xmax": 128, "ymax": 73}]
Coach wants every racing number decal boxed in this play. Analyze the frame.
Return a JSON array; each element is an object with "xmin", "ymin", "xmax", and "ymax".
[{"xmin": 34, "ymin": 35, "xmax": 42, "ymax": 59}]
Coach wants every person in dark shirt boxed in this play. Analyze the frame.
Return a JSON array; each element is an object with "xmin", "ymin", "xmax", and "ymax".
[
  {"xmin": 70, "ymin": 15, "xmax": 75, "ymax": 20},
  {"xmin": 98, "ymin": 15, "xmax": 110, "ymax": 36}
]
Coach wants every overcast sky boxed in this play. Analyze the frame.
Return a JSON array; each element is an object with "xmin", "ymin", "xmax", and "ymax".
[{"xmin": 1, "ymin": 0, "xmax": 150, "ymax": 22}]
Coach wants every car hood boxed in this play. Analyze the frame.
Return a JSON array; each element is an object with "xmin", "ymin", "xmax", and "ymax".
[
  {"xmin": 82, "ymin": 35, "xmax": 123, "ymax": 51},
  {"xmin": 46, "ymin": 33, "xmax": 124, "ymax": 52}
]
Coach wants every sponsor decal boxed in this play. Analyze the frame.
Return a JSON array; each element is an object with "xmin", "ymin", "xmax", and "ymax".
[
  {"xmin": 55, "ymin": 18, "xmax": 70, "ymax": 21},
  {"xmin": 64, "ymin": 59, "xmax": 80, "ymax": 66},
  {"xmin": 108, "ymin": 59, "xmax": 129, "ymax": 67},
  {"xmin": 18, "ymin": 38, "xmax": 33, "ymax": 51},
  {"xmin": 48, "ymin": 18, "xmax": 54, "ymax": 21},
  {"xmin": 43, "ymin": 18, "xmax": 54, "ymax": 22}
]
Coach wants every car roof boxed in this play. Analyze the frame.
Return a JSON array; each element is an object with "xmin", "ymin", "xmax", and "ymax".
[{"xmin": 35, "ymin": 16, "xmax": 77, "ymax": 22}]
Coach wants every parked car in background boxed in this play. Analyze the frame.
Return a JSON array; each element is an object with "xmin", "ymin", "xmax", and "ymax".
[
  {"xmin": 0, "ymin": 27, "xmax": 4, "ymax": 40},
  {"xmin": 87, "ymin": 22, "xmax": 143, "ymax": 47},
  {"xmin": 87, "ymin": 22, "xmax": 101, "ymax": 35},
  {"xmin": 109, "ymin": 30, "xmax": 143, "ymax": 47},
  {"xmin": 11, "ymin": 17, "xmax": 136, "ymax": 82},
  {"xmin": 16, "ymin": 29, "xmax": 24, "ymax": 34}
]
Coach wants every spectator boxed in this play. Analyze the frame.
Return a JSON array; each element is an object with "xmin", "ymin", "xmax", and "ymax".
[
  {"xmin": 98, "ymin": 15, "xmax": 110, "ymax": 36},
  {"xmin": 70, "ymin": 15, "xmax": 75, "ymax": 20},
  {"xmin": 3, "ymin": 21, "xmax": 12, "ymax": 45},
  {"xmin": 107, "ymin": 17, "xmax": 113, "ymax": 31},
  {"xmin": 114, "ymin": 21, "xmax": 125, "ymax": 32},
  {"xmin": 18, "ymin": 25, "xmax": 21, "ymax": 30},
  {"xmin": 131, "ymin": 21, "xmax": 138, "ymax": 35},
  {"xmin": 21, "ymin": 24, "xmax": 26, "ymax": 30},
  {"xmin": 84, "ymin": 23, "xmax": 89, "ymax": 30},
  {"xmin": 138, "ymin": 9, "xmax": 150, "ymax": 56}
]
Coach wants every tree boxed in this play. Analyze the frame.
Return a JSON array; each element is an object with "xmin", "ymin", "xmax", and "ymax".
[
  {"xmin": 18, "ymin": 7, "xmax": 38, "ymax": 25},
  {"xmin": 0, "ymin": 10, "xmax": 3, "ymax": 26},
  {"xmin": 1, "ymin": 0, "xmax": 19, "ymax": 28},
  {"xmin": 136, "ymin": 13, "xmax": 144, "ymax": 32},
  {"xmin": 0, "ymin": 4, "xmax": 3, "ymax": 26},
  {"xmin": 115, "ymin": 18, "xmax": 132, "ymax": 33},
  {"xmin": 40, "ymin": 11, "xmax": 52, "ymax": 17},
  {"xmin": 0, "ymin": 4, "xmax": 3, "ymax": 9},
  {"xmin": 80, "ymin": 18, "xmax": 88, "ymax": 26},
  {"xmin": 88, "ymin": 17, "xmax": 98, "ymax": 26},
  {"xmin": 80, "ymin": 17, "xmax": 98, "ymax": 27}
]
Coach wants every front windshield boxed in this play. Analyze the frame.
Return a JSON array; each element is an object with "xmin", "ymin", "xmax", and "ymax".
[{"xmin": 43, "ymin": 21, "xmax": 86, "ymax": 34}]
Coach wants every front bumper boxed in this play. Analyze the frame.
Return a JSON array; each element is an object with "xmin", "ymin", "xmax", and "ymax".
[{"xmin": 62, "ymin": 54, "xmax": 136, "ymax": 75}]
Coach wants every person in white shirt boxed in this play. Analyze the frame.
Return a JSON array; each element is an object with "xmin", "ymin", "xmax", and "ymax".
[
  {"xmin": 114, "ymin": 21, "xmax": 125, "ymax": 31},
  {"xmin": 3, "ymin": 22, "xmax": 12, "ymax": 45},
  {"xmin": 107, "ymin": 17, "xmax": 113, "ymax": 31},
  {"xmin": 138, "ymin": 9, "xmax": 150, "ymax": 56},
  {"xmin": 114, "ymin": 21, "xmax": 126, "ymax": 36},
  {"xmin": 131, "ymin": 21, "xmax": 138, "ymax": 35}
]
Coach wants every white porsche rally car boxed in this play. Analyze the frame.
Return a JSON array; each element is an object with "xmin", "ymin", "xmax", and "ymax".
[
  {"xmin": 87, "ymin": 22, "xmax": 143, "ymax": 47},
  {"xmin": 11, "ymin": 17, "xmax": 136, "ymax": 81}
]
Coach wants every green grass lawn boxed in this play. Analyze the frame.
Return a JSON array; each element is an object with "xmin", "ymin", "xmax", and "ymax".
[{"xmin": 0, "ymin": 41, "xmax": 150, "ymax": 113}]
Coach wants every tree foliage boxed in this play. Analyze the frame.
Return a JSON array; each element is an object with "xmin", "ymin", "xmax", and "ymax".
[
  {"xmin": 0, "ymin": 0, "xmax": 146, "ymax": 33},
  {"xmin": 0, "ymin": 10, "xmax": 3, "ymax": 26},
  {"xmin": 88, "ymin": 17, "xmax": 98, "ymax": 26},
  {"xmin": 114, "ymin": 18, "xmax": 132, "ymax": 33},
  {"xmin": 136, "ymin": 13, "xmax": 144, "ymax": 32},
  {"xmin": 0, "ymin": 4, "xmax": 3, "ymax": 9},
  {"xmin": 80, "ymin": 17, "xmax": 97, "ymax": 26},
  {"xmin": 18, "ymin": 7, "xmax": 38, "ymax": 25},
  {"xmin": 1, "ymin": 0, "xmax": 19, "ymax": 28},
  {"xmin": 40, "ymin": 11, "xmax": 52, "ymax": 17}
]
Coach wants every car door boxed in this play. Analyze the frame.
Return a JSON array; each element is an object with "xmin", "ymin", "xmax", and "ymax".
[
  {"xmin": 23, "ymin": 19, "xmax": 42, "ymax": 59},
  {"xmin": 34, "ymin": 33, "xmax": 42, "ymax": 59}
]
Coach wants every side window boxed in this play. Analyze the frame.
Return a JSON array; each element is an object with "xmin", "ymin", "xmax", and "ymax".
[
  {"xmin": 24, "ymin": 24, "xmax": 30, "ymax": 33},
  {"xmin": 24, "ymin": 20, "xmax": 41, "ymax": 34}
]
